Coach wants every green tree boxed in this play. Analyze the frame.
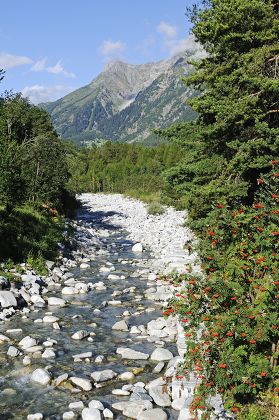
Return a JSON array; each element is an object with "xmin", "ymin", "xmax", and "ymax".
[{"xmin": 162, "ymin": 0, "xmax": 279, "ymax": 222}]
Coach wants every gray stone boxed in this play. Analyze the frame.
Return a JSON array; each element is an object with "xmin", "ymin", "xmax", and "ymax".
[
  {"xmin": 0, "ymin": 276, "xmax": 10, "ymax": 290},
  {"xmin": 132, "ymin": 243, "xmax": 143, "ymax": 253},
  {"xmin": 112, "ymin": 401, "xmax": 153, "ymax": 419},
  {"xmin": 91, "ymin": 369, "xmax": 117, "ymax": 382},
  {"xmin": 7, "ymin": 346, "xmax": 20, "ymax": 357},
  {"xmin": 70, "ymin": 377, "xmax": 92, "ymax": 391},
  {"xmin": 43, "ymin": 315, "xmax": 59, "ymax": 323},
  {"xmin": 148, "ymin": 386, "xmax": 171, "ymax": 407},
  {"xmin": 116, "ymin": 347, "xmax": 149, "ymax": 360},
  {"xmin": 62, "ymin": 286, "xmax": 76, "ymax": 295},
  {"xmin": 31, "ymin": 368, "xmax": 51, "ymax": 386},
  {"xmin": 118, "ymin": 371, "xmax": 135, "ymax": 381},
  {"xmin": 112, "ymin": 320, "xmax": 129, "ymax": 331},
  {"xmin": 55, "ymin": 373, "xmax": 69, "ymax": 387},
  {"xmin": 0, "ymin": 291, "xmax": 17, "ymax": 308},
  {"xmin": 62, "ymin": 412, "xmax": 75, "ymax": 420},
  {"xmin": 103, "ymin": 408, "xmax": 114, "ymax": 418},
  {"xmin": 112, "ymin": 389, "xmax": 130, "ymax": 396},
  {"xmin": 72, "ymin": 352, "xmax": 92, "ymax": 359},
  {"xmin": 18, "ymin": 336, "xmax": 37, "ymax": 350},
  {"xmin": 42, "ymin": 348, "xmax": 56, "ymax": 358},
  {"xmin": 88, "ymin": 400, "xmax": 104, "ymax": 410},
  {"xmin": 71, "ymin": 330, "xmax": 90, "ymax": 340},
  {"xmin": 27, "ymin": 414, "xmax": 44, "ymax": 420},
  {"xmin": 48, "ymin": 297, "xmax": 66, "ymax": 306},
  {"xmin": 137, "ymin": 408, "xmax": 168, "ymax": 420},
  {"xmin": 150, "ymin": 347, "xmax": 173, "ymax": 361},
  {"xmin": 68, "ymin": 401, "xmax": 84, "ymax": 410},
  {"xmin": 153, "ymin": 362, "xmax": 165, "ymax": 373},
  {"xmin": 82, "ymin": 408, "xmax": 101, "ymax": 420}
]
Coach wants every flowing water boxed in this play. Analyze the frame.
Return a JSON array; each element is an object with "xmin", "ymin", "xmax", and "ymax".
[{"xmin": 0, "ymin": 202, "xmax": 178, "ymax": 419}]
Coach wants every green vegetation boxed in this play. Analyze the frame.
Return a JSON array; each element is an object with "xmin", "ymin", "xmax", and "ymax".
[
  {"xmin": 0, "ymin": 79, "xmax": 75, "ymax": 264},
  {"xmin": 66, "ymin": 141, "xmax": 187, "ymax": 203},
  {"xmin": 147, "ymin": 201, "xmax": 165, "ymax": 215},
  {"xmin": 159, "ymin": 0, "xmax": 279, "ymax": 418}
]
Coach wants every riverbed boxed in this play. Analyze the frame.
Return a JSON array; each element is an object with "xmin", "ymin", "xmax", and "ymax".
[{"xmin": 0, "ymin": 194, "xmax": 200, "ymax": 420}]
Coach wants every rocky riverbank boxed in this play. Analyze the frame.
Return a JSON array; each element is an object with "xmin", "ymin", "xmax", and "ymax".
[{"xmin": 0, "ymin": 193, "xmax": 203, "ymax": 420}]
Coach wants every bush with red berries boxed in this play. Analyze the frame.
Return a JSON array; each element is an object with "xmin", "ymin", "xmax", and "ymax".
[{"xmin": 164, "ymin": 162, "xmax": 279, "ymax": 419}]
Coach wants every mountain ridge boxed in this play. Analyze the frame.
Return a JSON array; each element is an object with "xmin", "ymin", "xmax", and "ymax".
[{"xmin": 40, "ymin": 51, "xmax": 198, "ymax": 144}]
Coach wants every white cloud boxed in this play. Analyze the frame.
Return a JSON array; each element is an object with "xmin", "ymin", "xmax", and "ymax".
[
  {"xmin": 31, "ymin": 58, "xmax": 75, "ymax": 78},
  {"xmin": 157, "ymin": 21, "xmax": 177, "ymax": 39},
  {"xmin": 163, "ymin": 35, "xmax": 207, "ymax": 59},
  {"xmin": 21, "ymin": 84, "xmax": 74, "ymax": 104},
  {"xmin": 31, "ymin": 57, "xmax": 47, "ymax": 72},
  {"xmin": 47, "ymin": 60, "xmax": 75, "ymax": 78},
  {"xmin": 0, "ymin": 52, "xmax": 32, "ymax": 69},
  {"xmin": 99, "ymin": 40, "xmax": 126, "ymax": 58}
]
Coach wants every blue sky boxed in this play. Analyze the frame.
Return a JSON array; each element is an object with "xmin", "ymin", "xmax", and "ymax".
[{"xmin": 0, "ymin": 0, "xmax": 196, "ymax": 103}]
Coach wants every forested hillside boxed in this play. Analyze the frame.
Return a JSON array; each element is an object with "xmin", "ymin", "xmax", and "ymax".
[{"xmin": 0, "ymin": 76, "xmax": 75, "ymax": 263}]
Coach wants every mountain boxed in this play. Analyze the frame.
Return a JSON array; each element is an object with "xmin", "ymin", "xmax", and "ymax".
[{"xmin": 41, "ymin": 51, "xmax": 198, "ymax": 144}]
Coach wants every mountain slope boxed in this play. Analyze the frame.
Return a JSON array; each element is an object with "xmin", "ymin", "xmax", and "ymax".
[{"xmin": 41, "ymin": 52, "xmax": 198, "ymax": 144}]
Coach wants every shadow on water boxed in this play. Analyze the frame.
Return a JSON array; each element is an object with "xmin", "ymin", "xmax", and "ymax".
[{"xmin": 77, "ymin": 205, "xmax": 127, "ymax": 232}]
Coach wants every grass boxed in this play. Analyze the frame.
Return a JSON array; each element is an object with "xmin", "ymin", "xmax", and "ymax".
[{"xmin": 0, "ymin": 203, "xmax": 64, "ymax": 263}]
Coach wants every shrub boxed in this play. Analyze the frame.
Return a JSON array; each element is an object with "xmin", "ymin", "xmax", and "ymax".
[{"xmin": 147, "ymin": 201, "xmax": 165, "ymax": 215}]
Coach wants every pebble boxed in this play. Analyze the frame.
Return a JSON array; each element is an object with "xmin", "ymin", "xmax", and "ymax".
[
  {"xmin": 82, "ymin": 408, "xmax": 102, "ymax": 420},
  {"xmin": 30, "ymin": 368, "xmax": 51, "ymax": 386},
  {"xmin": 68, "ymin": 401, "xmax": 84, "ymax": 410},
  {"xmin": 88, "ymin": 400, "xmax": 104, "ymax": 410},
  {"xmin": 70, "ymin": 377, "xmax": 92, "ymax": 391}
]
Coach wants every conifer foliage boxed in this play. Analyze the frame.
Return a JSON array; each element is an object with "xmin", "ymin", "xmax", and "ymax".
[
  {"xmin": 162, "ymin": 0, "xmax": 279, "ymax": 221},
  {"xmin": 161, "ymin": 1, "xmax": 279, "ymax": 418}
]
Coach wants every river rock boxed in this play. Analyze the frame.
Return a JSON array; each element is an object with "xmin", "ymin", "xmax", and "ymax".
[
  {"xmin": 31, "ymin": 368, "xmax": 51, "ymax": 386},
  {"xmin": 63, "ymin": 412, "xmax": 75, "ymax": 419},
  {"xmin": 112, "ymin": 401, "xmax": 153, "ymax": 419},
  {"xmin": 0, "ymin": 333, "xmax": 10, "ymax": 343},
  {"xmin": 48, "ymin": 297, "xmax": 66, "ymax": 306},
  {"xmin": 150, "ymin": 348, "xmax": 173, "ymax": 361},
  {"xmin": 137, "ymin": 408, "xmax": 168, "ymax": 420},
  {"xmin": 91, "ymin": 369, "xmax": 117, "ymax": 382},
  {"xmin": 116, "ymin": 347, "xmax": 149, "ymax": 360},
  {"xmin": 7, "ymin": 346, "xmax": 20, "ymax": 357},
  {"xmin": 62, "ymin": 286, "xmax": 76, "ymax": 295},
  {"xmin": 148, "ymin": 385, "xmax": 171, "ymax": 407},
  {"xmin": 112, "ymin": 389, "xmax": 130, "ymax": 396},
  {"xmin": 71, "ymin": 330, "xmax": 89, "ymax": 340},
  {"xmin": 112, "ymin": 320, "xmax": 129, "ymax": 331},
  {"xmin": 0, "ymin": 291, "xmax": 17, "ymax": 308},
  {"xmin": 103, "ymin": 408, "xmax": 114, "ymax": 418},
  {"xmin": 43, "ymin": 315, "xmax": 59, "ymax": 323},
  {"xmin": 0, "ymin": 276, "xmax": 10, "ymax": 290},
  {"xmin": 88, "ymin": 400, "xmax": 104, "ymax": 410},
  {"xmin": 55, "ymin": 373, "xmax": 69, "ymax": 387},
  {"xmin": 23, "ymin": 356, "xmax": 32, "ymax": 366},
  {"xmin": 68, "ymin": 401, "xmax": 84, "ymax": 410},
  {"xmin": 80, "ymin": 263, "xmax": 90, "ymax": 269},
  {"xmin": 72, "ymin": 352, "xmax": 92, "ymax": 359},
  {"xmin": 27, "ymin": 414, "xmax": 44, "ymax": 420},
  {"xmin": 18, "ymin": 336, "xmax": 37, "ymax": 350},
  {"xmin": 70, "ymin": 377, "xmax": 92, "ymax": 391},
  {"xmin": 132, "ymin": 243, "xmax": 143, "ymax": 252},
  {"xmin": 118, "ymin": 371, "xmax": 135, "ymax": 381},
  {"xmin": 42, "ymin": 348, "xmax": 56, "ymax": 358},
  {"xmin": 82, "ymin": 408, "xmax": 101, "ymax": 420}
]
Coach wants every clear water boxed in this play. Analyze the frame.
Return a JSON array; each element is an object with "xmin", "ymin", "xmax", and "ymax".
[{"xmin": 0, "ymin": 204, "xmax": 178, "ymax": 419}]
